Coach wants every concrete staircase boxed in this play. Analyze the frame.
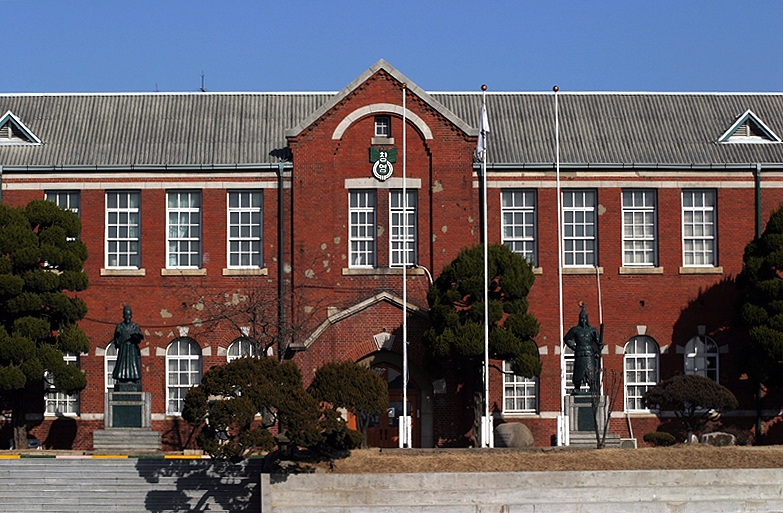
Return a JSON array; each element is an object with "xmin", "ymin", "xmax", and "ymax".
[
  {"xmin": 4, "ymin": 456, "xmax": 783, "ymax": 512},
  {"xmin": 567, "ymin": 431, "xmax": 622, "ymax": 448},
  {"xmin": 0, "ymin": 457, "xmax": 264, "ymax": 512},
  {"xmin": 92, "ymin": 428, "xmax": 161, "ymax": 454},
  {"xmin": 262, "ymin": 468, "xmax": 783, "ymax": 512}
]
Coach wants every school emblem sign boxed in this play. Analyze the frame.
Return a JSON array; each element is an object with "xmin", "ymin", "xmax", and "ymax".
[{"xmin": 369, "ymin": 147, "xmax": 397, "ymax": 181}]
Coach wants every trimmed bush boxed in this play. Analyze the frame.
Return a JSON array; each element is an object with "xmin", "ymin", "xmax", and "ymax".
[{"xmin": 643, "ymin": 431, "xmax": 676, "ymax": 447}]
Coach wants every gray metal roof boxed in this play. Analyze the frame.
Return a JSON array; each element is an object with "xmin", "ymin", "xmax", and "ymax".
[
  {"xmin": 434, "ymin": 92, "xmax": 783, "ymax": 167},
  {"xmin": 2, "ymin": 87, "xmax": 783, "ymax": 170},
  {"xmin": 0, "ymin": 93, "xmax": 333, "ymax": 169}
]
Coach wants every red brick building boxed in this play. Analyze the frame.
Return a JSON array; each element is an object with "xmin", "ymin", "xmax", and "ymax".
[{"xmin": 2, "ymin": 60, "xmax": 783, "ymax": 450}]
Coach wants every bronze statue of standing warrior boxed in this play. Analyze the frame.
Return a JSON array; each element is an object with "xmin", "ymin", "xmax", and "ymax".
[
  {"xmin": 563, "ymin": 303, "xmax": 603, "ymax": 394},
  {"xmin": 112, "ymin": 305, "xmax": 144, "ymax": 384}
]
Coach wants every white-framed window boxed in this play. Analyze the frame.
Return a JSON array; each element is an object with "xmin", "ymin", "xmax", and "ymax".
[
  {"xmin": 624, "ymin": 336, "xmax": 659, "ymax": 411},
  {"xmin": 45, "ymin": 352, "xmax": 79, "ymax": 416},
  {"xmin": 563, "ymin": 346, "xmax": 575, "ymax": 396},
  {"xmin": 166, "ymin": 191, "xmax": 202, "ymax": 269},
  {"xmin": 375, "ymin": 116, "xmax": 390, "ymax": 137},
  {"xmin": 349, "ymin": 190, "xmax": 376, "ymax": 268},
  {"xmin": 684, "ymin": 335, "xmax": 719, "ymax": 382},
  {"xmin": 502, "ymin": 190, "xmax": 537, "ymax": 265},
  {"xmin": 166, "ymin": 338, "xmax": 202, "ymax": 415},
  {"xmin": 227, "ymin": 191, "xmax": 263, "ymax": 268},
  {"xmin": 563, "ymin": 190, "xmax": 596, "ymax": 267},
  {"xmin": 390, "ymin": 189, "xmax": 416, "ymax": 267},
  {"xmin": 227, "ymin": 337, "xmax": 256, "ymax": 363},
  {"xmin": 503, "ymin": 361, "xmax": 537, "ymax": 413},
  {"xmin": 622, "ymin": 190, "xmax": 656, "ymax": 266},
  {"xmin": 106, "ymin": 191, "xmax": 141, "ymax": 269},
  {"xmin": 682, "ymin": 190, "xmax": 716, "ymax": 267},
  {"xmin": 46, "ymin": 191, "xmax": 80, "ymax": 215},
  {"xmin": 105, "ymin": 344, "xmax": 118, "ymax": 392}
]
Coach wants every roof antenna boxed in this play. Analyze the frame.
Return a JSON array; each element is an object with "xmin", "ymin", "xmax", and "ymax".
[{"xmin": 200, "ymin": 71, "xmax": 206, "ymax": 92}]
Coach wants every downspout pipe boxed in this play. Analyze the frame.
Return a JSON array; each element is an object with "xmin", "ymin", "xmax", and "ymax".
[
  {"xmin": 278, "ymin": 161, "xmax": 286, "ymax": 362},
  {"xmin": 755, "ymin": 164, "xmax": 762, "ymax": 239},
  {"xmin": 0, "ymin": 164, "xmax": 3, "ymax": 204},
  {"xmin": 755, "ymin": 163, "xmax": 763, "ymax": 442}
]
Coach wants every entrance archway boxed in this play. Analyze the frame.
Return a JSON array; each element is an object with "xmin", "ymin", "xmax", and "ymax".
[
  {"xmin": 366, "ymin": 363, "xmax": 420, "ymax": 448},
  {"xmin": 357, "ymin": 352, "xmax": 434, "ymax": 448}
]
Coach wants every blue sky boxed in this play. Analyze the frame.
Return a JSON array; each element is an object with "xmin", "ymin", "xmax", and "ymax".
[{"xmin": 2, "ymin": 1, "xmax": 781, "ymax": 93}]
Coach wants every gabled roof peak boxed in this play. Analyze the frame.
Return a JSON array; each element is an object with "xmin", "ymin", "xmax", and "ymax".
[
  {"xmin": 0, "ymin": 110, "xmax": 42, "ymax": 145},
  {"xmin": 719, "ymin": 109, "xmax": 781, "ymax": 144},
  {"xmin": 285, "ymin": 59, "xmax": 476, "ymax": 138}
]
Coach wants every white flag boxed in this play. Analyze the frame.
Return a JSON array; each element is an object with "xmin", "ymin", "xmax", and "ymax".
[{"xmin": 477, "ymin": 100, "xmax": 490, "ymax": 156}]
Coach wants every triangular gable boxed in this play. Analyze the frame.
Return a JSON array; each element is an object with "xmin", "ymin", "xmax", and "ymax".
[
  {"xmin": 719, "ymin": 109, "xmax": 781, "ymax": 143},
  {"xmin": 284, "ymin": 59, "xmax": 477, "ymax": 139},
  {"xmin": 292, "ymin": 291, "xmax": 428, "ymax": 351},
  {"xmin": 0, "ymin": 110, "xmax": 42, "ymax": 145}
]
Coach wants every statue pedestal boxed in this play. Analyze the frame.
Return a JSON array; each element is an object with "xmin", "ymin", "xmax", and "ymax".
[
  {"xmin": 106, "ymin": 383, "xmax": 151, "ymax": 428},
  {"xmin": 563, "ymin": 394, "xmax": 626, "ymax": 448},
  {"xmin": 93, "ymin": 385, "xmax": 160, "ymax": 453},
  {"xmin": 565, "ymin": 393, "xmax": 607, "ymax": 433}
]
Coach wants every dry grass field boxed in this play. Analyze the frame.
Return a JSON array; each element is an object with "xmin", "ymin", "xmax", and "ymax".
[{"xmin": 325, "ymin": 445, "xmax": 783, "ymax": 473}]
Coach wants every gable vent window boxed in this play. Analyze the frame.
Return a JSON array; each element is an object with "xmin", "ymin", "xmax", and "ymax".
[
  {"xmin": 733, "ymin": 121, "xmax": 766, "ymax": 139},
  {"xmin": 719, "ymin": 109, "xmax": 781, "ymax": 144},
  {"xmin": 0, "ymin": 122, "xmax": 25, "ymax": 141},
  {"xmin": 0, "ymin": 111, "xmax": 42, "ymax": 145}
]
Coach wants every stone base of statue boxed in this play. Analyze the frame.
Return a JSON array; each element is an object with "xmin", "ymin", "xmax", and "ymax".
[
  {"xmin": 565, "ymin": 394, "xmax": 622, "ymax": 448},
  {"xmin": 92, "ymin": 385, "xmax": 160, "ymax": 453},
  {"xmin": 566, "ymin": 393, "xmax": 605, "ymax": 433},
  {"xmin": 106, "ymin": 383, "xmax": 150, "ymax": 428}
]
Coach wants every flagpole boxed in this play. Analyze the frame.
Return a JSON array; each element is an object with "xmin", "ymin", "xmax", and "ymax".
[
  {"xmin": 400, "ymin": 82, "xmax": 411, "ymax": 448},
  {"xmin": 554, "ymin": 85, "xmax": 567, "ymax": 446},
  {"xmin": 481, "ymin": 84, "xmax": 492, "ymax": 448}
]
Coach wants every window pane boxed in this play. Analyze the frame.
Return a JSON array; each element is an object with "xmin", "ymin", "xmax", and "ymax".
[
  {"xmin": 682, "ymin": 190, "xmax": 716, "ymax": 267},
  {"xmin": 501, "ymin": 361, "xmax": 538, "ymax": 413},
  {"xmin": 389, "ymin": 190, "xmax": 417, "ymax": 268},
  {"xmin": 349, "ymin": 191, "xmax": 377, "ymax": 268},
  {"xmin": 106, "ymin": 192, "xmax": 141, "ymax": 269},
  {"xmin": 501, "ymin": 190, "xmax": 536, "ymax": 265},
  {"xmin": 562, "ymin": 191, "xmax": 596, "ymax": 268}
]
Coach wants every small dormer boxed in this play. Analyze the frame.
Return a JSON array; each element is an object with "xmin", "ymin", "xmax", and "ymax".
[
  {"xmin": 719, "ymin": 109, "xmax": 781, "ymax": 144},
  {"xmin": 0, "ymin": 111, "xmax": 42, "ymax": 145}
]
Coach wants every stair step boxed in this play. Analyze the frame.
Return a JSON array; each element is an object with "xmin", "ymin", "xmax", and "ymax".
[{"xmin": 93, "ymin": 428, "xmax": 161, "ymax": 453}]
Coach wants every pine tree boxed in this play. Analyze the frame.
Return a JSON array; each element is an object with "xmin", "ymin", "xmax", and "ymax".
[
  {"xmin": 0, "ymin": 200, "xmax": 89, "ymax": 449},
  {"xmin": 736, "ymin": 206, "xmax": 783, "ymax": 388},
  {"xmin": 422, "ymin": 244, "xmax": 540, "ymax": 446}
]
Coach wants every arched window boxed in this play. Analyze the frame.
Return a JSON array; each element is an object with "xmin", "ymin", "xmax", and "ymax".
[
  {"xmin": 624, "ymin": 336, "xmax": 659, "ymax": 411},
  {"xmin": 105, "ymin": 344, "xmax": 117, "ymax": 392},
  {"xmin": 166, "ymin": 338, "xmax": 202, "ymax": 415},
  {"xmin": 227, "ymin": 337, "xmax": 256, "ymax": 363},
  {"xmin": 684, "ymin": 335, "xmax": 719, "ymax": 382}
]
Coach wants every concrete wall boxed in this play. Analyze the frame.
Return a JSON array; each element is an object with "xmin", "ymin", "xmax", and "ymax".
[{"xmin": 262, "ymin": 468, "xmax": 783, "ymax": 512}]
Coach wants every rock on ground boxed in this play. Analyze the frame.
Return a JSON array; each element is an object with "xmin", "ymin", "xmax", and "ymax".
[
  {"xmin": 494, "ymin": 422, "xmax": 534, "ymax": 448},
  {"xmin": 701, "ymin": 432, "xmax": 736, "ymax": 446}
]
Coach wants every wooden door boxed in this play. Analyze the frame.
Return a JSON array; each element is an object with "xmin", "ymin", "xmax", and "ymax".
[{"xmin": 365, "ymin": 363, "xmax": 420, "ymax": 448}]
